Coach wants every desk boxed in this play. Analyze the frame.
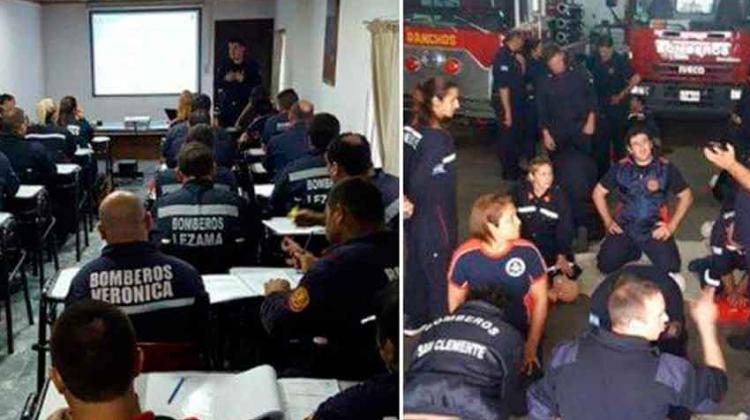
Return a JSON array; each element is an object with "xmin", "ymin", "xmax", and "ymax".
[
  {"xmin": 94, "ymin": 121, "xmax": 170, "ymax": 161},
  {"xmin": 33, "ymin": 367, "xmax": 343, "ymax": 420},
  {"xmin": 35, "ymin": 266, "xmax": 304, "ymax": 393}
]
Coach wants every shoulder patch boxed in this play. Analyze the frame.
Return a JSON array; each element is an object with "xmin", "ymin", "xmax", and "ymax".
[
  {"xmin": 403, "ymin": 126, "xmax": 423, "ymax": 150},
  {"xmin": 288, "ymin": 287, "xmax": 310, "ymax": 312}
]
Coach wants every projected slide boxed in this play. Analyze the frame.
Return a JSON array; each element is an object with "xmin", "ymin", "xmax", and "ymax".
[{"xmin": 91, "ymin": 9, "xmax": 200, "ymax": 96}]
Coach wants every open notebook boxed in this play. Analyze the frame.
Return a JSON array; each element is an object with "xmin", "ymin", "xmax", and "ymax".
[{"xmin": 38, "ymin": 365, "xmax": 340, "ymax": 420}]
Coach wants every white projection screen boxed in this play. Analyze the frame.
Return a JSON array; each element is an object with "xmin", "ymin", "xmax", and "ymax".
[{"xmin": 90, "ymin": 9, "xmax": 200, "ymax": 96}]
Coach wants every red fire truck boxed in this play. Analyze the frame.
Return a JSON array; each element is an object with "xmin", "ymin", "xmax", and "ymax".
[
  {"xmin": 404, "ymin": 0, "xmax": 544, "ymax": 119},
  {"xmin": 621, "ymin": 0, "xmax": 750, "ymax": 114}
]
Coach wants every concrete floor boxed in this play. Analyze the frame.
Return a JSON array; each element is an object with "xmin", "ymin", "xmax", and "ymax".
[{"xmin": 404, "ymin": 117, "xmax": 750, "ymax": 417}]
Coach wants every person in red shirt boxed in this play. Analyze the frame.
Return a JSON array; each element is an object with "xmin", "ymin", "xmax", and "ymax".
[
  {"xmin": 447, "ymin": 193, "xmax": 549, "ymax": 374},
  {"xmin": 47, "ymin": 300, "xmax": 197, "ymax": 420}
]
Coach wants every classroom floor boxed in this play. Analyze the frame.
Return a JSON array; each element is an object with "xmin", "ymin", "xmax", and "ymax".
[
  {"xmin": 0, "ymin": 162, "xmax": 159, "ymax": 420},
  {"xmin": 404, "ymin": 118, "xmax": 750, "ymax": 417}
]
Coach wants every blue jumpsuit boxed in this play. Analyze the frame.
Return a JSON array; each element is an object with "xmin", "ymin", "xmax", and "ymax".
[
  {"xmin": 492, "ymin": 46, "xmax": 526, "ymax": 180},
  {"xmin": 404, "ymin": 125, "xmax": 457, "ymax": 327},
  {"xmin": 265, "ymin": 121, "xmax": 309, "ymax": 176},
  {"xmin": 268, "ymin": 151, "xmax": 332, "ymax": 216}
]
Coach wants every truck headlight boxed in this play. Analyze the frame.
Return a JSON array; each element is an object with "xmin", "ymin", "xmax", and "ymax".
[
  {"xmin": 731, "ymin": 88, "xmax": 742, "ymax": 100},
  {"xmin": 631, "ymin": 85, "xmax": 649, "ymax": 96}
]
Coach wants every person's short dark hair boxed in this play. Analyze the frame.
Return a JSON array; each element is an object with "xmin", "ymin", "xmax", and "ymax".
[
  {"xmin": 178, "ymin": 142, "xmax": 214, "ymax": 179},
  {"xmin": 1, "ymin": 107, "xmax": 26, "ymax": 135},
  {"xmin": 625, "ymin": 122, "xmax": 656, "ymax": 147},
  {"xmin": 327, "ymin": 177, "xmax": 384, "ymax": 226},
  {"xmin": 50, "ymin": 300, "xmax": 137, "ymax": 402},
  {"xmin": 187, "ymin": 124, "xmax": 215, "ymax": 148},
  {"xmin": 228, "ymin": 38, "xmax": 247, "ymax": 48},
  {"xmin": 543, "ymin": 44, "xmax": 566, "ymax": 65},
  {"xmin": 466, "ymin": 284, "xmax": 507, "ymax": 311},
  {"xmin": 505, "ymin": 30, "xmax": 524, "ymax": 44},
  {"xmin": 326, "ymin": 133, "xmax": 373, "ymax": 176},
  {"xmin": 276, "ymin": 89, "xmax": 299, "ymax": 111},
  {"xmin": 191, "ymin": 94, "xmax": 212, "ymax": 112},
  {"xmin": 308, "ymin": 113, "xmax": 341, "ymax": 151},
  {"xmin": 0, "ymin": 94, "xmax": 14, "ymax": 106},
  {"xmin": 188, "ymin": 109, "xmax": 211, "ymax": 126},
  {"xmin": 608, "ymin": 273, "xmax": 663, "ymax": 328},
  {"xmin": 597, "ymin": 35, "xmax": 614, "ymax": 48}
]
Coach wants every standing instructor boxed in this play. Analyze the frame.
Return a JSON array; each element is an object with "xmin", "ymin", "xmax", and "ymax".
[{"xmin": 215, "ymin": 38, "xmax": 261, "ymax": 127}]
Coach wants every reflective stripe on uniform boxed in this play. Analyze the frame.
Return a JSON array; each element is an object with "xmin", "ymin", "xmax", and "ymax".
[
  {"xmin": 517, "ymin": 206, "xmax": 537, "ymax": 214},
  {"xmin": 703, "ymin": 269, "xmax": 721, "ymax": 287},
  {"xmin": 161, "ymin": 184, "xmax": 232, "ymax": 195},
  {"xmin": 712, "ymin": 246, "xmax": 724, "ymax": 255},
  {"xmin": 288, "ymin": 166, "xmax": 329, "ymax": 182},
  {"xmin": 119, "ymin": 297, "xmax": 196, "ymax": 315},
  {"xmin": 26, "ymin": 133, "xmax": 66, "ymax": 140},
  {"xmin": 723, "ymin": 211, "xmax": 736, "ymax": 220},
  {"xmin": 443, "ymin": 153, "xmax": 456, "ymax": 164},
  {"xmin": 539, "ymin": 208, "xmax": 559, "ymax": 219},
  {"xmin": 384, "ymin": 199, "xmax": 399, "ymax": 224},
  {"xmin": 158, "ymin": 204, "xmax": 239, "ymax": 218}
]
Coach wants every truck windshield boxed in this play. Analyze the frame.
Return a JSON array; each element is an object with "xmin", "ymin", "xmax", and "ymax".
[
  {"xmin": 633, "ymin": 0, "xmax": 750, "ymax": 28},
  {"xmin": 404, "ymin": 0, "xmax": 514, "ymax": 31}
]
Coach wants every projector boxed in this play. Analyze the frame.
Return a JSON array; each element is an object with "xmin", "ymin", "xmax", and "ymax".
[{"xmin": 124, "ymin": 116, "xmax": 151, "ymax": 130}]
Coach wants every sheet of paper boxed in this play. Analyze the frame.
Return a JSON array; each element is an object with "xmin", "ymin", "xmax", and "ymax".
[
  {"xmin": 251, "ymin": 163, "xmax": 267, "ymax": 174},
  {"xmin": 262, "ymin": 218, "xmax": 325, "ymax": 236},
  {"xmin": 202, "ymin": 274, "xmax": 256, "ymax": 303},
  {"xmin": 15, "ymin": 185, "xmax": 44, "ymax": 199},
  {"xmin": 230, "ymin": 267, "xmax": 302, "ymax": 295},
  {"xmin": 278, "ymin": 378, "xmax": 340, "ymax": 420},
  {"xmin": 56, "ymin": 164, "xmax": 81, "ymax": 175},
  {"xmin": 255, "ymin": 184, "xmax": 274, "ymax": 198},
  {"xmin": 48, "ymin": 267, "xmax": 81, "ymax": 301}
]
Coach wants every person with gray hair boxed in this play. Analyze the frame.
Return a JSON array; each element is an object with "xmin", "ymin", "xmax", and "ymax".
[{"xmin": 66, "ymin": 190, "xmax": 209, "ymax": 344}]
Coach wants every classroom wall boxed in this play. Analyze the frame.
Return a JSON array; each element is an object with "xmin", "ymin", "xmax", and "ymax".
[
  {"xmin": 41, "ymin": 0, "xmax": 276, "ymax": 123},
  {"xmin": 0, "ymin": 0, "xmax": 45, "ymax": 114},
  {"xmin": 275, "ymin": 0, "xmax": 398, "ymax": 134}
]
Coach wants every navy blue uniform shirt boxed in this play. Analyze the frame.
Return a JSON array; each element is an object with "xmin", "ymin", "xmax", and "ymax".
[
  {"xmin": 528, "ymin": 328, "xmax": 727, "ymax": 420},
  {"xmin": 492, "ymin": 46, "xmax": 525, "ymax": 108},
  {"xmin": 26, "ymin": 124, "xmax": 77, "ymax": 162},
  {"xmin": 404, "ymin": 125, "xmax": 457, "ymax": 257},
  {"xmin": 0, "ymin": 133, "xmax": 57, "ymax": 186},
  {"xmin": 449, "ymin": 238, "xmax": 546, "ymax": 336},
  {"xmin": 66, "ymin": 241, "xmax": 209, "ymax": 343},
  {"xmin": 537, "ymin": 69, "xmax": 597, "ymax": 137},
  {"xmin": 265, "ymin": 121, "xmax": 309, "ymax": 175},
  {"xmin": 153, "ymin": 179, "xmax": 259, "ymax": 273},
  {"xmin": 165, "ymin": 127, "xmax": 239, "ymax": 169},
  {"xmin": 0, "ymin": 151, "xmax": 19, "ymax": 210},
  {"xmin": 261, "ymin": 112, "xmax": 291, "ymax": 145},
  {"xmin": 268, "ymin": 152, "xmax": 332, "ymax": 216},
  {"xmin": 515, "ymin": 181, "xmax": 574, "ymax": 262},
  {"xmin": 314, "ymin": 372, "xmax": 398, "ymax": 420},
  {"xmin": 589, "ymin": 52, "xmax": 634, "ymax": 104},
  {"xmin": 372, "ymin": 170, "xmax": 400, "ymax": 230},
  {"xmin": 404, "ymin": 300, "xmax": 524, "ymax": 420},
  {"xmin": 154, "ymin": 167, "xmax": 239, "ymax": 198}
]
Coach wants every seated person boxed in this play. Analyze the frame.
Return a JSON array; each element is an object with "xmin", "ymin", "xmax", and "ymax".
[
  {"xmin": 165, "ymin": 107, "xmax": 238, "ymax": 169},
  {"xmin": 153, "ymin": 143, "xmax": 259, "ymax": 273},
  {"xmin": 261, "ymin": 88, "xmax": 298, "ymax": 145},
  {"xmin": 515, "ymin": 156, "xmax": 580, "ymax": 303},
  {"xmin": 404, "ymin": 285, "xmax": 525, "ymax": 420},
  {"xmin": 155, "ymin": 124, "xmax": 239, "ymax": 198},
  {"xmin": 589, "ymin": 264, "xmax": 687, "ymax": 357},
  {"xmin": 265, "ymin": 100, "xmax": 314, "ymax": 175},
  {"xmin": 47, "ymin": 300, "xmax": 195, "ymax": 420},
  {"xmin": 67, "ymin": 191, "xmax": 209, "ymax": 343},
  {"xmin": 268, "ymin": 112, "xmax": 339, "ymax": 216},
  {"xmin": 0, "ymin": 107, "xmax": 57, "ymax": 186},
  {"xmin": 0, "ymin": 151, "xmax": 19, "ymax": 210},
  {"xmin": 294, "ymin": 133, "xmax": 399, "ymax": 231},
  {"xmin": 26, "ymin": 98, "xmax": 76, "ymax": 162},
  {"xmin": 447, "ymin": 193, "xmax": 548, "ymax": 376},
  {"xmin": 593, "ymin": 123, "xmax": 693, "ymax": 276},
  {"xmin": 235, "ymin": 86, "xmax": 275, "ymax": 134},
  {"xmin": 309, "ymin": 283, "xmax": 398, "ymax": 420},
  {"xmin": 169, "ymin": 90, "xmax": 193, "ymax": 128},
  {"xmin": 56, "ymin": 96, "xmax": 93, "ymax": 147},
  {"xmin": 529, "ymin": 278, "xmax": 727, "ymax": 420},
  {"xmin": 261, "ymin": 177, "xmax": 398, "ymax": 379},
  {"xmin": 0, "ymin": 93, "xmax": 15, "ymax": 114}
]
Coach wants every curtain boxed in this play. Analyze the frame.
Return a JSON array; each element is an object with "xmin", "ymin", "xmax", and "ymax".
[
  {"xmin": 271, "ymin": 29, "xmax": 286, "ymax": 95},
  {"xmin": 367, "ymin": 20, "xmax": 399, "ymax": 176}
]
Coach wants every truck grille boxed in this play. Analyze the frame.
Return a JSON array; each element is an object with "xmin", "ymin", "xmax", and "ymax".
[{"xmin": 652, "ymin": 62, "xmax": 734, "ymax": 83}]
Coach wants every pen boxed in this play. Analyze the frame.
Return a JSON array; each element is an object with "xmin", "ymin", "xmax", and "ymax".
[{"xmin": 167, "ymin": 377, "xmax": 185, "ymax": 405}]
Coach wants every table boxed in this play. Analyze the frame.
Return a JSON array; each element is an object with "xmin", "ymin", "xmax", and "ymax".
[{"xmin": 94, "ymin": 121, "xmax": 170, "ymax": 161}]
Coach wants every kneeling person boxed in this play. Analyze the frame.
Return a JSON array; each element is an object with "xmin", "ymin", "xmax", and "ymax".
[
  {"xmin": 67, "ymin": 191, "xmax": 209, "ymax": 343},
  {"xmin": 153, "ymin": 142, "xmax": 259, "ymax": 273},
  {"xmin": 515, "ymin": 157, "xmax": 580, "ymax": 302},
  {"xmin": 404, "ymin": 285, "xmax": 525, "ymax": 420}
]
